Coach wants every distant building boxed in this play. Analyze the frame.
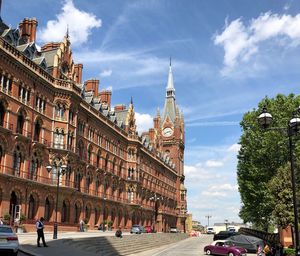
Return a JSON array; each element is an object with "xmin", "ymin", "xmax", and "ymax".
[
  {"xmin": 211, "ymin": 222, "xmax": 249, "ymax": 233},
  {"xmin": 192, "ymin": 220, "xmax": 202, "ymax": 231},
  {"xmin": 0, "ymin": 2, "xmax": 187, "ymax": 232}
]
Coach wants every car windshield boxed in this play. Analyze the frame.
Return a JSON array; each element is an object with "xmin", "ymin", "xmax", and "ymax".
[{"xmin": 0, "ymin": 227, "xmax": 13, "ymax": 233}]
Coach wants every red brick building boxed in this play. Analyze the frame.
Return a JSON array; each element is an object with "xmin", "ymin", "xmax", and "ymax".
[{"xmin": 0, "ymin": 10, "xmax": 187, "ymax": 232}]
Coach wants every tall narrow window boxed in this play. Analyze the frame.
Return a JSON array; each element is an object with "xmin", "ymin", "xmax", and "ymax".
[
  {"xmin": 13, "ymin": 148, "xmax": 22, "ymax": 176},
  {"xmin": 44, "ymin": 198, "xmax": 50, "ymax": 221},
  {"xmin": 0, "ymin": 101, "xmax": 6, "ymax": 126},
  {"xmin": 28, "ymin": 195, "xmax": 35, "ymax": 220},
  {"xmin": 16, "ymin": 111, "xmax": 25, "ymax": 134},
  {"xmin": 34, "ymin": 120, "xmax": 41, "ymax": 142}
]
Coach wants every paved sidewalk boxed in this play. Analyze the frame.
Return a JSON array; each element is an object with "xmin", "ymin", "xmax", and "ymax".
[{"xmin": 18, "ymin": 230, "xmax": 121, "ymax": 256}]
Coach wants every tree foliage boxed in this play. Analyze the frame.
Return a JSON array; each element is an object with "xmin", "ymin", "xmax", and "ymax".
[
  {"xmin": 269, "ymin": 164, "xmax": 294, "ymax": 228},
  {"xmin": 237, "ymin": 94, "xmax": 300, "ymax": 229}
]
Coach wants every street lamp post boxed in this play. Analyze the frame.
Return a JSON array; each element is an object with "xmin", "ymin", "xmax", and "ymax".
[
  {"xmin": 150, "ymin": 194, "xmax": 162, "ymax": 232},
  {"xmin": 258, "ymin": 106, "xmax": 300, "ymax": 255},
  {"xmin": 224, "ymin": 219, "xmax": 229, "ymax": 231},
  {"xmin": 205, "ymin": 215, "xmax": 212, "ymax": 227},
  {"xmin": 46, "ymin": 163, "xmax": 67, "ymax": 239}
]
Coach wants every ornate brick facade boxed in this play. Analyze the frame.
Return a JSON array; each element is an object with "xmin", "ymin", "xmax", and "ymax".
[{"xmin": 0, "ymin": 10, "xmax": 187, "ymax": 233}]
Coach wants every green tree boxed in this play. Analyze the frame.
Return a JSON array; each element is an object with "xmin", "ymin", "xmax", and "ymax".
[
  {"xmin": 269, "ymin": 164, "xmax": 294, "ymax": 228},
  {"xmin": 237, "ymin": 94, "xmax": 300, "ymax": 230}
]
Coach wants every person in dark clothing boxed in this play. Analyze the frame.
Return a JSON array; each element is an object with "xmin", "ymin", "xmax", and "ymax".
[
  {"xmin": 36, "ymin": 217, "xmax": 48, "ymax": 247},
  {"xmin": 115, "ymin": 226, "xmax": 122, "ymax": 238}
]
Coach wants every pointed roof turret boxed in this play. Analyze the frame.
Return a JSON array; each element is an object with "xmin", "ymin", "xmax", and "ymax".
[
  {"xmin": 166, "ymin": 57, "xmax": 175, "ymax": 98},
  {"xmin": 162, "ymin": 59, "xmax": 177, "ymax": 124}
]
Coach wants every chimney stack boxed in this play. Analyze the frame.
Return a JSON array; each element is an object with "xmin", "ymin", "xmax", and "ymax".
[
  {"xmin": 99, "ymin": 90, "xmax": 112, "ymax": 108},
  {"xmin": 114, "ymin": 104, "xmax": 126, "ymax": 111},
  {"xmin": 74, "ymin": 64, "xmax": 83, "ymax": 84},
  {"xmin": 84, "ymin": 79, "xmax": 99, "ymax": 95},
  {"xmin": 19, "ymin": 17, "xmax": 38, "ymax": 43}
]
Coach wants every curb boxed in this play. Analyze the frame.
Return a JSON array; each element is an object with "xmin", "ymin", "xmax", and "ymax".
[{"xmin": 19, "ymin": 246, "xmax": 41, "ymax": 256}]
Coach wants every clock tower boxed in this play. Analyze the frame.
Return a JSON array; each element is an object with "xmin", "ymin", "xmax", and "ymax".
[
  {"xmin": 157, "ymin": 60, "xmax": 187, "ymax": 231},
  {"xmin": 160, "ymin": 60, "xmax": 185, "ymax": 177}
]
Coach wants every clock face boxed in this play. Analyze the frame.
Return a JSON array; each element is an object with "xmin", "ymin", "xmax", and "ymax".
[{"xmin": 162, "ymin": 127, "xmax": 173, "ymax": 137}]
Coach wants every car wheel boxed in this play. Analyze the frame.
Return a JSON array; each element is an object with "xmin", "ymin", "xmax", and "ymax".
[
  {"xmin": 206, "ymin": 249, "xmax": 211, "ymax": 255},
  {"xmin": 228, "ymin": 252, "xmax": 234, "ymax": 256}
]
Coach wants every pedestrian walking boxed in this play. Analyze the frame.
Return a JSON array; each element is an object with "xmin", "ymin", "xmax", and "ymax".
[
  {"xmin": 115, "ymin": 226, "xmax": 122, "ymax": 238},
  {"xmin": 264, "ymin": 244, "xmax": 271, "ymax": 256},
  {"xmin": 36, "ymin": 217, "xmax": 48, "ymax": 247},
  {"xmin": 257, "ymin": 244, "xmax": 263, "ymax": 256},
  {"xmin": 80, "ymin": 219, "xmax": 85, "ymax": 232}
]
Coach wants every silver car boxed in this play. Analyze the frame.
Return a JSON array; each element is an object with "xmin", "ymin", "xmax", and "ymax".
[
  {"xmin": 0, "ymin": 225, "xmax": 19, "ymax": 256},
  {"xmin": 130, "ymin": 225, "xmax": 142, "ymax": 234}
]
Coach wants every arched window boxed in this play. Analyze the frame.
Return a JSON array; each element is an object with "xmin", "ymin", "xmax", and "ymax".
[
  {"xmin": 65, "ymin": 167, "xmax": 71, "ymax": 187},
  {"xmin": 54, "ymin": 129, "xmax": 64, "ymax": 149},
  {"xmin": 104, "ymin": 155, "xmax": 109, "ymax": 171},
  {"xmin": 87, "ymin": 145, "xmax": 92, "ymax": 164},
  {"xmin": 95, "ymin": 176, "xmax": 100, "ymax": 196},
  {"xmin": 13, "ymin": 146, "xmax": 22, "ymax": 176},
  {"xmin": 86, "ymin": 172, "xmax": 92, "ymax": 194},
  {"xmin": 28, "ymin": 195, "xmax": 35, "ymax": 220},
  {"xmin": 0, "ymin": 101, "xmax": 6, "ymax": 126},
  {"xmin": 61, "ymin": 200, "xmax": 69, "ymax": 223},
  {"xmin": 34, "ymin": 119, "xmax": 42, "ymax": 142},
  {"xmin": 74, "ymin": 202, "xmax": 81, "ymax": 223},
  {"xmin": 128, "ymin": 188, "xmax": 133, "ymax": 203},
  {"xmin": 78, "ymin": 141, "xmax": 84, "ymax": 160},
  {"xmin": 75, "ymin": 171, "xmax": 81, "ymax": 191},
  {"xmin": 30, "ymin": 153, "xmax": 39, "ymax": 180},
  {"xmin": 85, "ymin": 205, "xmax": 91, "ymax": 222},
  {"xmin": 96, "ymin": 151, "xmax": 101, "ymax": 168},
  {"xmin": 55, "ymin": 103, "xmax": 65, "ymax": 119},
  {"xmin": 94, "ymin": 208, "xmax": 99, "ymax": 226},
  {"xmin": 112, "ymin": 159, "xmax": 116, "ymax": 173},
  {"xmin": 16, "ymin": 111, "xmax": 25, "ymax": 134},
  {"xmin": 44, "ymin": 197, "xmax": 51, "ymax": 221}
]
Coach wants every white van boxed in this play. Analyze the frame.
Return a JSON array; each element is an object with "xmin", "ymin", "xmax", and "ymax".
[{"xmin": 206, "ymin": 227, "xmax": 215, "ymax": 234}]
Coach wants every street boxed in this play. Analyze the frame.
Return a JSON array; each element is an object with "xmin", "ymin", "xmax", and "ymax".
[{"xmin": 132, "ymin": 234, "xmax": 213, "ymax": 256}]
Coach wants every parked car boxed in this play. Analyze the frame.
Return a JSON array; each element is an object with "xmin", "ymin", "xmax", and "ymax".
[
  {"xmin": 225, "ymin": 234, "xmax": 264, "ymax": 253},
  {"xmin": 204, "ymin": 240, "xmax": 247, "ymax": 256},
  {"xmin": 207, "ymin": 227, "xmax": 215, "ymax": 234},
  {"xmin": 0, "ymin": 225, "xmax": 19, "ymax": 256},
  {"xmin": 213, "ymin": 231, "xmax": 237, "ymax": 241},
  {"xmin": 130, "ymin": 225, "xmax": 142, "ymax": 234},
  {"xmin": 145, "ymin": 225, "xmax": 152, "ymax": 233},
  {"xmin": 170, "ymin": 227, "xmax": 180, "ymax": 233}
]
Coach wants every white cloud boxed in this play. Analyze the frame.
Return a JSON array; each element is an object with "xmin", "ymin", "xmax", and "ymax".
[
  {"xmin": 38, "ymin": 0, "xmax": 101, "ymax": 46},
  {"xmin": 100, "ymin": 69, "xmax": 113, "ymax": 77},
  {"xmin": 209, "ymin": 184, "xmax": 238, "ymax": 191},
  {"xmin": 227, "ymin": 143, "xmax": 241, "ymax": 153},
  {"xmin": 135, "ymin": 112, "xmax": 153, "ymax": 134},
  {"xmin": 206, "ymin": 160, "xmax": 224, "ymax": 168},
  {"xmin": 202, "ymin": 191, "xmax": 227, "ymax": 197},
  {"xmin": 214, "ymin": 12, "xmax": 300, "ymax": 74}
]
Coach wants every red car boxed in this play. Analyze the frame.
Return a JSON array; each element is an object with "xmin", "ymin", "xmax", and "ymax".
[
  {"xmin": 204, "ymin": 240, "xmax": 247, "ymax": 256},
  {"xmin": 144, "ymin": 226, "xmax": 152, "ymax": 233}
]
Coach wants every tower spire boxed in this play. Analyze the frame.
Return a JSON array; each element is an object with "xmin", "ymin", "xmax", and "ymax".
[
  {"xmin": 162, "ymin": 59, "xmax": 176, "ymax": 124},
  {"xmin": 66, "ymin": 24, "xmax": 69, "ymax": 38}
]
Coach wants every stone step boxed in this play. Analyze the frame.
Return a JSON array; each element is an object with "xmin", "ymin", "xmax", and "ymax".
[{"xmin": 62, "ymin": 233, "xmax": 189, "ymax": 256}]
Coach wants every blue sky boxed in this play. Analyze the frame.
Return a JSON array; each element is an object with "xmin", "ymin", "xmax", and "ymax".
[{"xmin": 4, "ymin": 0, "xmax": 300, "ymax": 226}]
